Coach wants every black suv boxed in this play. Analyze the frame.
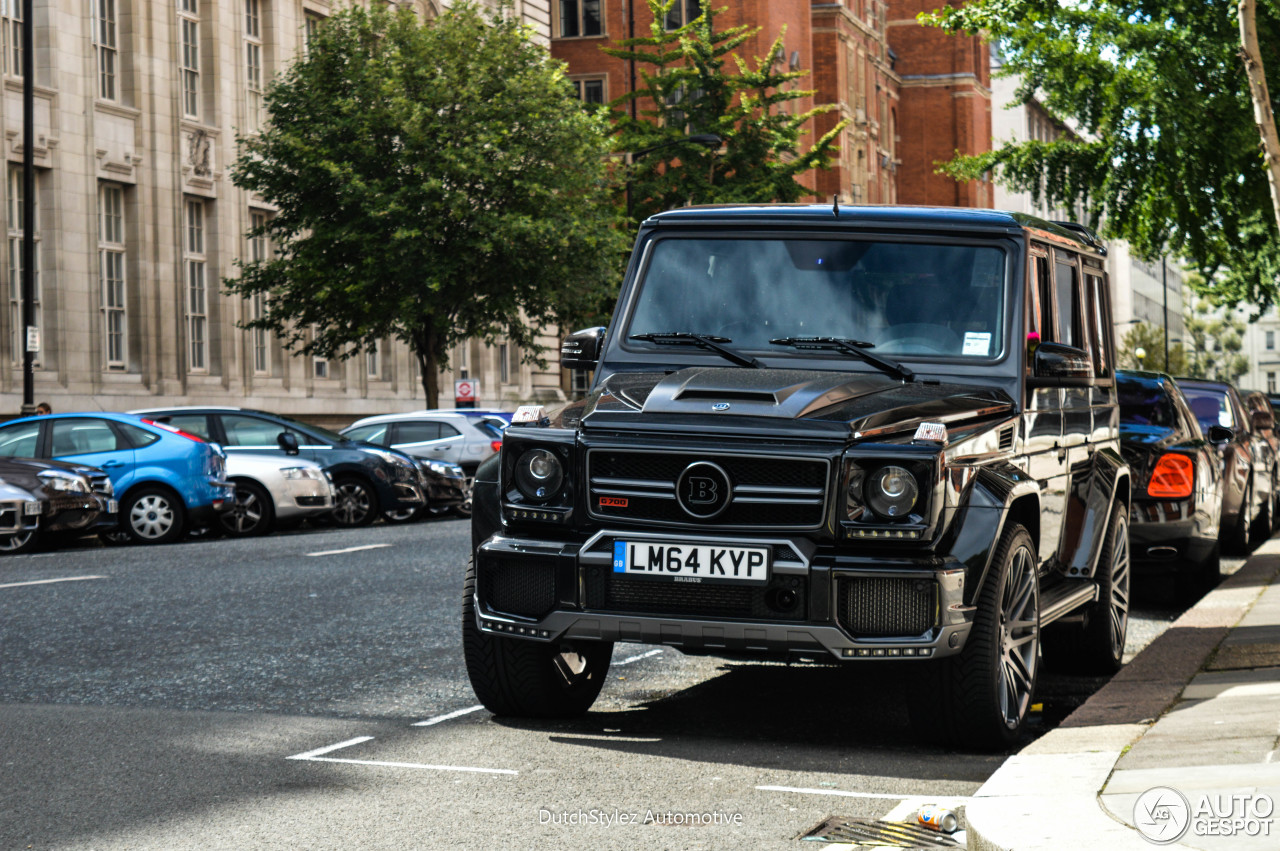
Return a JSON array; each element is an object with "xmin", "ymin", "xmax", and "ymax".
[{"xmin": 464, "ymin": 205, "xmax": 1132, "ymax": 749}]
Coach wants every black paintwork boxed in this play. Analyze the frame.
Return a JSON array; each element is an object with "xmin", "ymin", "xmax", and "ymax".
[{"xmin": 0, "ymin": 457, "xmax": 116, "ymax": 535}]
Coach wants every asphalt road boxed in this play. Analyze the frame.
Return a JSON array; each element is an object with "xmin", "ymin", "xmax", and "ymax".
[{"xmin": 0, "ymin": 521, "xmax": 1247, "ymax": 850}]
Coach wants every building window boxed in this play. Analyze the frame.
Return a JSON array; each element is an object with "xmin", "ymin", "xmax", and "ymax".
[
  {"xmin": 664, "ymin": 0, "xmax": 700, "ymax": 29},
  {"xmin": 499, "ymin": 343, "xmax": 509, "ymax": 383},
  {"xmin": 6, "ymin": 166, "xmax": 38, "ymax": 366},
  {"xmin": 100, "ymin": 184, "xmax": 127, "ymax": 368},
  {"xmin": 367, "ymin": 343, "xmax": 379, "ymax": 379},
  {"xmin": 303, "ymin": 11, "xmax": 323, "ymax": 53},
  {"xmin": 248, "ymin": 210, "xmax": 269, "ymax": 374},
  {"xmin": 571, "ymin": 77, "xmax": 605, "ymax": 105},
  {"xmin": 245, "ymin": 0, "xmax": 263, "ymax": 131},
  {"xmin": 1, "ymin": 0, "xmax": 21, "ymax": 78},
  {"xmin": 1269, "ymin": 372, "xmax": 1277, "ymax": 395},
  {"xmin": 557, "ymin": 0, "xmax": 602, "ymax": 38},
  {"xmin": 185, "ymin": 199, "xmax": 208, "ymax": 372},
  {"xmin": 569, "ymin": 369, "xmax": 590, "ymax": 396},
  {"xmin": 94, "ymin": 0, "xmax": 118, "ymax": 100},
  {"xmin": 179, "ymin": 0, "xmax": 200, "ymax": 119},
  {"xmin": 1267, "ymin": 330, "xmax": 1275, "ymax": 351}
]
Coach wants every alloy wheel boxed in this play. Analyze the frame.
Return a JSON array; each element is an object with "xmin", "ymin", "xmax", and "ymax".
[
  {"xmin": 998, "ymin": 544, "xmax": 1040, "ymax": 728},
  {"xmin": 0, "ymin": 530, "xmax": 35, "ymax": 553},
  {"xmin": 1108, "ymin": 519, "xmax": 1132, "ymax": 659},
  {"xmin": 332, "ymin": 481, "xmax": 372, "ymax": 526},
  {"xmin": 221, "ymin": 487, "xmax": 265, "ymax": 535}
]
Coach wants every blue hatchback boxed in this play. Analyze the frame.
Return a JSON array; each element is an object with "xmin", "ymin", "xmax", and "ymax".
[{"xmin": 0, "ymin": 412, "xmax": 233, "ymax": 544}]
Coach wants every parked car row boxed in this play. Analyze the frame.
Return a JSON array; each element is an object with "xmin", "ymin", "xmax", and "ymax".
[
  {"xmin": 1118, "ymin": 370, "xmax": 1279, "ymax": 601},
  {"xmin": 0, "ymin": 405, "xmax": 480, "ymax": 554}
]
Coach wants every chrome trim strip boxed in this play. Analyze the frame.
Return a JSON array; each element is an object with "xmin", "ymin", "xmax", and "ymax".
[
  {"xmin": 592, "ymin": 476, "xmax": 675, "ymax": 491},
  {"xmin": 734, "ymin": 484, "xmax": 825, "ymax": 496},
  {"xmin": 593, "ymin": 487, "xmax": 677, "ymax": 500}
]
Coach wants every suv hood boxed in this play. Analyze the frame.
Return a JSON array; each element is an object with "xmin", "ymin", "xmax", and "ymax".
[{"xmin": 570, "ymin": 368, "xmax": 1014, "ymax": 438}]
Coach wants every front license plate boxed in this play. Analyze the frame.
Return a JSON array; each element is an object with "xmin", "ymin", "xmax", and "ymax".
[
  {"xmin": 108, "ymin": 500, "xmax": 119, "ymax": 514},
  {"xmin": 613, "ymin": 541, "xmax": 770, "ymax": 585}
]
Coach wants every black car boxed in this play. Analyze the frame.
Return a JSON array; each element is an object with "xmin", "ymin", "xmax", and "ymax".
[
  {"xmin": 1176, "ymin": 379, "xmax": 1276, "ymax": 553},
  {"xmin": 0, "ymin": 458, "xmax": 117, "ymax": 554},
  {"xmin": 1116, "ymin": 371, "xmax": 1225, "ymax": 598},
  {"xmin": 463, "ymin": 204, "xmax": 1132, "ymax": 750},
  {"xmin": 129, "ymin": 407, "xmax": 425, "ymax": 527}
]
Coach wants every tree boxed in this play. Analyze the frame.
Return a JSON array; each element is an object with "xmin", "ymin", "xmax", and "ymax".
[
  {"xmin": 1183, "ymin": 299, "xmax": 1251, "ymax": 382},
  {"xmin": 226, "ymin": 3, "xmax": 625, "ymax": 408},
  {"xmin": 1118, "ymin": 321, "xmax": 1188, "ymax": 375},
  {"xmin": 928, "ymin": 0, "xmax": 1280, "ymax": 309},
  {"xmin": 605, "ymin": 0, "xmax": 848, "ymax": 226}
]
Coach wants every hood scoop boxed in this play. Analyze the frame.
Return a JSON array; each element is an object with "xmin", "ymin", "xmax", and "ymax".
[{"xmin": 641, "ymin": 367, "xmax": 897, "ymax": 418}]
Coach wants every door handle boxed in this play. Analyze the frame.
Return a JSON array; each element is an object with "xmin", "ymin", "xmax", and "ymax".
[{"xmin": 101, "ymin": 460, "xmax": 123, "ymax": 468}]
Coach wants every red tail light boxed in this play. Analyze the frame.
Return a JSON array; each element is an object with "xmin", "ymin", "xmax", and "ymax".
[
  {"xmin": 491, "ymin": 440, "xmax": 503, "ymax": 454},
  {"xmin": 1149, "ymin": 453, "xmax": 1194, "ymax": 498},
  {"xmin": 140, "ymin": 418, "xmax": 206, "ymax": 443}
]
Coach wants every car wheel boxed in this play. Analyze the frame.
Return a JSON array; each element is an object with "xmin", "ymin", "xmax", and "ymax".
[
  {"xmin": 908, "ymin": 522, "xmax": 1039, "ymax": 751},
  {"xmin": 452, "ymin": 476, "xmax": 474, "ymax": 518},
  {"xmin": 1043, "ymin": 501, "xmax": 1129, "ymax": 674},
  {"xmin": 462, "ymin": 557, "xmax": 612, "ymax": 717},
  {"xmin": 383, "ymin": 506, "xmax": 424, "ymax": 524},
  {"xmin": 0, "ymin": 528, "xmax": 40, "ymax": 555},
  {"xmin": 219, "ymin": 481, "xmax": 274, "ymax": 537},
  {"xmin": 122, "ymin": 486, "xmax": 187, "ymax": 545},
  {"xmin": 1226, "ymin": 480, "xmax": 1253, "ymax": 555},
  {"xmin": 330, "ymin": 476, "xmax": 379, "ymax": 527}
]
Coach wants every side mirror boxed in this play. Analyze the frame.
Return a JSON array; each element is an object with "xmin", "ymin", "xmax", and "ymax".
[
  {"xmin": 1251, "ymin": 408, "xmax": 1275, "ymax": 432},
  {"xmin": 1208, "ymin": 425, "xmax": 1234, "ymax": 444},
  {"xmin": 277, "ymin": 432, "xmax": 300, "ymax": 456},
  {"xmin": 1030, "ymin": 342, "xmax": 1094, "ymax": 386},
  {"xmin": 561, "ymin": 327, "xmax": 605, "ymax": 371}
]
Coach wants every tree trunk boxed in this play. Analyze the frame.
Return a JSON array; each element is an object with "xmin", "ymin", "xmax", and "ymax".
[
  {"xmin": 412, "ymin": 327, "xmax": 441, "ymax": 409},
  {"xmin": 1240, "ymin": 0, "xmax": 1280, "ymax": 235}
]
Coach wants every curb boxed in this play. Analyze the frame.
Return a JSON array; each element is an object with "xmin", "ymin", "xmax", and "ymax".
[{"xmin": 965, "ymin": 541, "xmax": 1280, "ymax": 851}]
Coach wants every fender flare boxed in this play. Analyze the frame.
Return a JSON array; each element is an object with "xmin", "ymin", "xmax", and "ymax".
[{"xmin": 943, "ymin": 462, "xmax": 1040, "ymax": 607}]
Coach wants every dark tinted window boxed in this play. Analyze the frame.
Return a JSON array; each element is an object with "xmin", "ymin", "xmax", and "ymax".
[
  {"xmin": 1118, "ymin": 377, "xmax": 1178, "ymax": 427},
  {"xmin": 395, "ymin": 422, "xmax": 442, "ymax": 444},
  {"xmin": 0, "ymin": 422, "xmax": 40, "ymax": 457},
  {"xmin": 117, "ymin": 422, "xmax": 161, "ymax": 448},
  {"xmin": 1054, "ymin": 260, "xmax": 1082, "ymax": 349}
]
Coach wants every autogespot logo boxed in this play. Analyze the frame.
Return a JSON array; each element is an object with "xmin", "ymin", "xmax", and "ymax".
[{"xmin": 1135, "ymin": 786, "xmax": 1191, "ymax": 844}]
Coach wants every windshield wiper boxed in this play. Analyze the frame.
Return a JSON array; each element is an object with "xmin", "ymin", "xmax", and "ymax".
[
  {"xmin": 768, "ymin": 336, "xmax": 914, "ymax": 382},
  {"xmin": 630, "ymin": 332, "xmax": 764, "ymax": 369}
]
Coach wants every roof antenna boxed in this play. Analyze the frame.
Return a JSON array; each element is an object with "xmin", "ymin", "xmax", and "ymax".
[{"xmin": 832, "ymin": 194, "xmax": 839, "ymax": 217}]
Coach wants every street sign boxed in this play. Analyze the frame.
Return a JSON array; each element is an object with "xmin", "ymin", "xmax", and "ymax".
[
  {"xmin": 25, "ymin": 326, "xmax": 38, "ymax": 353},
  {"xmin": 455, "ymin": 378, "xmax": 479, "ymax": 409}
]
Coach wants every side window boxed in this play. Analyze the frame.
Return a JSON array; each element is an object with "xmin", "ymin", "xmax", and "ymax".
[
  {"xmin": 437, "ymin": 423, "xmax": 461, "ymax": 439},
  {"xmin": 394, "ymin": 422, "xmax": 442, "ymax": 444},
  {"xmin": 51, "ymin": 418, "xmax": 123, "ymax": 455},
  {"xmin": 0, "ymin": 422, "xmax": 40, "ymax": 457},
  {"xmin": 220, "ymin": 414, "xmax": 288, "ymax": 446},
  {"xmin": 163, "ymin": 413, "xmax": 211, "ymax": 439},
  {"xmin": 343, "ymin": 424, "xmax": 389, "ymax": 446},
  {"xmin": 1026, "ymin": 252, "xmax": 1051, "ymax": 374},
  {"xmin": 117, "ymin": 422, "xmax": 161, "ymax": 448},
  {"xmin": 1053, "ymin": 256, "xmax": 1083, "ymax": 351},
  {"xmin": 1085, "ymin": 272, "xmax": 1111, "ymax": 378}
]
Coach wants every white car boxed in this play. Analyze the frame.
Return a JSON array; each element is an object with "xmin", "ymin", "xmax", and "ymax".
[
  {"xmin": 341, "ymin": 411, "xmax": 506, "ymax": 474},
  {"xmin": 219, "ymin": 453, "xmax": 334, "ymax": 537}
]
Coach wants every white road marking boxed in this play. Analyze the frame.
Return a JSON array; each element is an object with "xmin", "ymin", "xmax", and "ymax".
[
  {"xmin": 306, "ymin": 544, "xmax": 391, "ymax": 557},
  {"xmin": 412, "ymin": 705, "xmax": 484, "ymax": 727},
  {"xmin": 756, "ymin": 785, "xmax": 972, "ymax": 805},
  {"xmin": 0, "ymin": 575, "xmax": 107, "ymax": 589},
  {"xmin": 618, "ymin": 648, "xmax": 663, "ymax": 665},
  {"xmin": 299, "ymin": 756, "xmax": 516, "ymax": 776},
  {"xmin": 287, "ymin": 736, "xmax": 375, "ymax": 760}
]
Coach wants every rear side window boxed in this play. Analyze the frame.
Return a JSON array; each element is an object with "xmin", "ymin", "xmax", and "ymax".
[
  {"xmin": 163, "ymin": 414, "xmax": 211, "ymax": 439},
  {"xmin": 117, "ymin": 422, "xmax": 161, "ymax": 448},
  {"xmin": 395, "ymin": 422, "xmax": 443, "ymax": 443}
]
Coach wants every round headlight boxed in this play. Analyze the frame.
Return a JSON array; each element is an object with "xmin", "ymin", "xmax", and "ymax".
[
  {"xmin": 866, "ymin": 465, "xmax": 918, "ymax": 519},
  {"xmin": 515, "ymin": 448, "xmax": 563, "ymax": 501}
]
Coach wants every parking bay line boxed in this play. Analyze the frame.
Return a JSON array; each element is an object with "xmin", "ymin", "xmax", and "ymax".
[
  {"xmin": 287, "ymin": 736, "xmax": 515, "ymax": 776},
  {"xmin": 306, "ymin": 544, "xmax": 391, "ymax": 557},
  {"xmin": 0, "ymin": 575, "xmax": 107, "ymax": 589}
]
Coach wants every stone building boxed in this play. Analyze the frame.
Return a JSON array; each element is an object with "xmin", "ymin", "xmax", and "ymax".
[
  {"xmin": 551, "ymin": 0, "xmax": 992, "ymax": 207},
  {"xmin": 2, "ymin": 0, "xmax": 563, "ymax": 425}
]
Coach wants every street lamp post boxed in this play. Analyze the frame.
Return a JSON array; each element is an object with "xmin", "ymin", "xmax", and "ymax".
[
  {"xmin": 624, "ymin": 133, "xmax": 722, "ymax": 223},
  {"xmin": 20, "ymin": 0, "xmax": 33, "ymax": 414}
]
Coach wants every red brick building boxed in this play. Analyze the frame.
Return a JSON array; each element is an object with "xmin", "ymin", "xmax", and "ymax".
[{"xmin": 550, "ymin": 0, "xmax": 992, "ymax": 207}]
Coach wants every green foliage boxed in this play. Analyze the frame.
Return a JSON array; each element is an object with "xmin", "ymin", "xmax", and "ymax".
[
  {"xmin": 1118, "ymin": 321, "xmax": 1187, "ymax": 375},
  {"xmin": 1183, "ymin": 299, "xmax": 1251, "ymax": 382},
  {"xmin": 605, "ymin": 1, "xmax": 849, "ymax": 226},
  {"xmin": 226, "ymin": 3, "xmax": 625, "ymax": 406},
  {"xmin": 927, "ymin": 0, "xmax": 1280, "ymax": 309}
]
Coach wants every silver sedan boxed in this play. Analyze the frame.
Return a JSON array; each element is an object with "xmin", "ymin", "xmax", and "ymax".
[{"xmin": 219, "ymin": 453, "xmax": 334, "ymax": 537}]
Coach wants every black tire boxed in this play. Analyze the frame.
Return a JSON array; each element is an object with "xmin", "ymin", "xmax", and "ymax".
[
  {"xmin": 330, "ymin": 476, "xmax": 379, "ymax": 527},
  {"xmin": 219, "ymin": 480, "xmax": 274, "ymax": 537},
  {"xmin": 1226, "ymin": 480, "xmax": 1253, "ymax": 555},
  {"xmin": 1043, "ymin": 501, "xmax": 1130, "ymax": 675},
  {"xmin": 907, "ymin": 522, "xmax": 1040, "ymax": 751},
  {"xmin": 0, "ymin": 527, "xmax": 40, "ymax": 555},
  {"xmin": 121, "ymin": 485, "xmax": 187, "ymax": 545},
  {"xmin": 383, "ymin": 506, "xmax": 425, "ymax": 524},
  {"xmin": 462, "ymin": 557, "xmax": 612, "ymax": 717}
]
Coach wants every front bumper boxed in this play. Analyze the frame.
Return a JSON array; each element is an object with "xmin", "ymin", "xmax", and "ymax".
[
  {"xmin": 472, "ymin": 530, "xmax": 975, "ymax": 661},
  {"xmin": 46, "ymin": 492, "xmax": 119, "ymax": 533},
  {"xmin": 277, "ymin": 478, "xmax": 335, "ymax": 519}
]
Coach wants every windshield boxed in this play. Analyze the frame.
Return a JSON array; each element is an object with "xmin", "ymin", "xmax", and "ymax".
[{"xmin": 625, "ymin": 237, "xmax": 1008, "ymax": 360}]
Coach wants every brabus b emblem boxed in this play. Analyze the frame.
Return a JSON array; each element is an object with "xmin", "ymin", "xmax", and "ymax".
[{"xmin": 675, "ymin": 461, "xmax": 732, "ymax": 520}]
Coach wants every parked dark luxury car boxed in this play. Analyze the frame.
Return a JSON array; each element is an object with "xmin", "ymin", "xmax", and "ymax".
[
  {"xmin": 0, "ymin": 457, "xmax": 117, "ymax": 554},
  {"xmin": 464, "ymin": 204, "xmax": 1133, "ymax": 751},
  {"xmin": 129, "ymin": 407, "xmax": 425, "ymax": 527},
  {"xmin": 1177, "ymin": 378, "xmax": 1277, "ymax": 553},
  {"xmin": 1116, "ymin": 371, "xmax": 1224, "ymax": 597}
]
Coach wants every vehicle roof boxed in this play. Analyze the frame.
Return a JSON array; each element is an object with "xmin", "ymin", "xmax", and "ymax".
[
  {"xmin": 4, "ymin": 411, "xmax": 152, "ymax": 427},
  {"xmin": 1174, "ymin": 377, "xmax": 1236, "ymax": 391},
  {"xmin": 346, "ymin": 411, "xmax": 473, "ymax": 425},
  {"xmin": 643, "ymin": 204, "xmax": 1102, "ymax": 254},
  {"xmin": 129, "ymin": 405, "xmax": 247, "ymax": 414}
]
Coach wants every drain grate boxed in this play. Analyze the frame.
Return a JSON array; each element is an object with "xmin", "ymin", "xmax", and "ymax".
[{"xmin": 800, "ymin": 815, "xmax": 961, "ymax": 848}]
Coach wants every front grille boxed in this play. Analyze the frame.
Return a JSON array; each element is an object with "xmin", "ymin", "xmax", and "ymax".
[
  {"xmin": 837, "ymin": 577, "xmax": 936, "ymax": 637},
  {"xmin": 0, "ymin": 504, "xmax": 22, "ymax": 533},
  {"xmin": 296, "ymin": 495, "xmax": 328, "ymax": 507},
  {"xmin": 88, "ymin": 474, "xmax": 112, "ymax": 496},
  {"xmin": 583, "ymin": 567, "xmax": 806, "ymax": 621},
  {"xmin": 587, "ymin": 449, "xmax": 829, "ymax": 529},
  {"xmin": 481, "ymin": 556, "xmax": 557, "ymax": 619}
]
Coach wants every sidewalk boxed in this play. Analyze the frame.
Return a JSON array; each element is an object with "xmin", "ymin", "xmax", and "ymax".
[{"xmin": 967, "ymin": 539, "xmax": 1280, "ymax": 850}]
